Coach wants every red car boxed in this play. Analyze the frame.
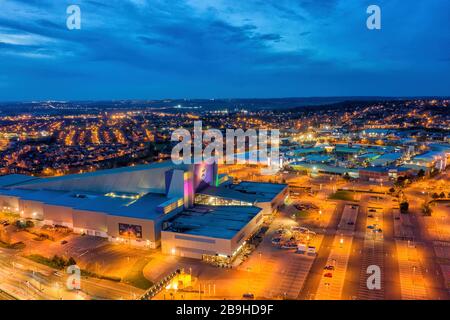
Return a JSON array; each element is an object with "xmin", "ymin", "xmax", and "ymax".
[{"xmin": 324, "ymin": 272, "xmax": 333, "ymax": 278}]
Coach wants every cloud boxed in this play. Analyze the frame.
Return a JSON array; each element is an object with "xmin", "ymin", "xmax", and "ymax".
[{"xmin": 0, "ymin": 0, "xmax": 448, "ymax": 100}]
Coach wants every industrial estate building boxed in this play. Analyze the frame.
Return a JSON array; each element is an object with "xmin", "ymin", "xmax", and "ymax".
[
  {"xmin": 0, "ymin": 161, "xmax": 288, "ymax": 262},
  {"xmin": 285, "ymin": 142, "xmax": 450, "ymax": 181}
]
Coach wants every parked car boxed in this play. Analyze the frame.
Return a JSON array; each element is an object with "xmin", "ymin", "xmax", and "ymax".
[
  {"xmin": 324, "ymin": 265, "xmax": 335, "ymax": 271},
  {"xmin": 281, "ymin": 242, "xmax": 297, "ymax": 249},
  {"xmin": 292, "ymin": 226, "xmax": 309, "ymax": 233},
  {"xmin": 271, "ymin": 238, "xmax": 281, "ymax": 245},
  {"xmin": 324, "ymin": 273, "xmax": 333, "ymax": 278},
  {"xmin": 294, "ymin": 204, "xmax": 307, "ymax": 211},
  {"xmin": 242, "ymin": 293, "xmax": 254, "ymax": 299}
]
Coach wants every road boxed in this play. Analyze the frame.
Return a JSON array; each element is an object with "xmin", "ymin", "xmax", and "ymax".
[
  {"xmin": 298, "ymin": 202, "xmax": 344, "ymax": 299},
  {"xmin": 0, "ymin": 247, "xmax": 143, "ymax": 300},
  {"xmin": 402, "ymin": 174, "xmax": 450, "ymax": 300}
]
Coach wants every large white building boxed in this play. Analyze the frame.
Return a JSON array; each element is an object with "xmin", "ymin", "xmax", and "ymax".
[{"xmin": 0, "ymin": 161, "xmax": 288, "ymax": 260}]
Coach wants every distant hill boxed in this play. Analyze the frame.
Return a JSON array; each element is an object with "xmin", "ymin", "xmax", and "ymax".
[{"xmin": 0, "ymin": 96, "xmax": 448, "ymax": 115}]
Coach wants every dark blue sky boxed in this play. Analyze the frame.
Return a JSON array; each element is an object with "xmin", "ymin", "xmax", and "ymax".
[{"xmin": 0, "ymin": 0, "xmax": 449, "ymax": 101}]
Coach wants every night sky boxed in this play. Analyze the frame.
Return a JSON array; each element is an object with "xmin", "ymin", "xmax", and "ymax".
[{"xmin": 0, "ymin": 0, "xmax": 449, "ymax": 101}]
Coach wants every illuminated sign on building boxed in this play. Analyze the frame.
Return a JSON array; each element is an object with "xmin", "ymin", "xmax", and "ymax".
[{"xmin": 118, "ymin": 223, "xmax": 142, "ymax": 239}]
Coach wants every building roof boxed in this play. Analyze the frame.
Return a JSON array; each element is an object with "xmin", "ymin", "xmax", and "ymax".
[
  {"xmin": 10, "ymin": 161, "xmax": 180, "ymax": 188},
  {"xmin": 413, "ymin": 151, "xmax": 444, "ymax": 163},
  {"xmin": 359, "ymin": 166, "xmax": 411, "ymax": 173},
  {"xmin": 400, "ymin": 164, "xmax": 429, "ymax": 172},
  {"xmin": 335, "ymin": 146, "xmax": 360, "ymax": 154},
  {"xmin": 292, "ymin": 147, "xmax": 324, "ymax": 155},
  {"xmin": 0, "ymin": 188, "xmax": 68, "ymax": 201},
  {"xmin": 229, "ymin": 181, "xmax": 287, "ymax": 203},
  {"xmin": 199, "ymin": 181, "xmax": 287, "ymax": 204},
  {"xmin": 290, "ymin": 162, "xmax": 358, "ymax": 174},
  {"xmin": 429, "ymin": 143, "xmax": 450, "ymax": 153},
  {"xmin": 359, "ymin": 167, "xmax": 390, "ymax": 173},
  {"xmin": 199, "ymin": 186, "xmax": 257, "ymax": 203},
  {"xmin": 304, "ymin": 154, "xmax": 332, "ymax": 163},
  {"xmin": 66, "ymin": 192, "xmax": 172, "ymax": 220},
  {"xmin": 166, "ymin": 205, "xmax": 262, "ymax": 239},
  {"xmin": 0, "ymin": 187, "xmax": 172, "ymax": 220},
  {"xmin": 4, "ymin": 161, "xmax": 190, "ymax": 195},
  {"xmin": 370, "ymin": 152, "xmax": 402, "ymax": 166},
  {"xmin": 357, "ymin": 153, "xmax": 380, "ymax": 160},
  {"xmin": 0, "ymin": 174, "xmax": 39, "ymax": 188}
]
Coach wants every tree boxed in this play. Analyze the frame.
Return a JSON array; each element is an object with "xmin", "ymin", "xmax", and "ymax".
[
  {"xmin": 439, "ymin": 192, "xmax": 446, "ymax": 199},
  {"xmin": 395, "ymin": 176, "xmax": 406, "ymax": 188},
  {"xmin": 67, "ymin": 257, "xmax": 77, "ymax": 266},
  {"xmin": 417, "ymin": 169, "xmax": 425, "ymax": 178},
  {"xmin": 0, "ymin": 228, "xmax": 11, "ymax": 245},
  {"xmin": 15, "ymin": 220, "xmax": 26, "ymax": 229},
  {"xmin": 422, "ymin": 203, "xmax": 432, "ymax": 216},
  {"xmin": 400, "ymin": 201, "xmax": 409, "ymax": 214},
  {"xmin": 52, "ymin": 255, "xmax": 66, "ymax": 269},
  {"xmin": 389, "ymin": 187, "xmax": 395, "ymax": 193},
  {"xmin": 431, "ymin": 193, "xmax": 439, "ymax": 200},
  {"xmin": 25, "ymin": 220, "xmax": 34, "ymax": 228}
]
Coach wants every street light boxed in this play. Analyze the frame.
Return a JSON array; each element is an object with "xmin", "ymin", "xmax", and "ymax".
[
  {"xmin": 246, "ymin": 267, "xmax": 252, "ymax": 294},
  {"xmin": 319, "ymin": 210, "xmax": 323, "ymax": 226},
  {"xmin": 258, "ymin": 252, "xmax": 262, "ymax": 273}
]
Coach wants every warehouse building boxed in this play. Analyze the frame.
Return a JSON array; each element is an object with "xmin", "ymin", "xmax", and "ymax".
[
  {"xmin": 161, "ymin": 205, "xmax": 263, "ymax": 260},
  {"xmin": 0, "ymin": 161, "xmax": 287, "ymax": 255}
]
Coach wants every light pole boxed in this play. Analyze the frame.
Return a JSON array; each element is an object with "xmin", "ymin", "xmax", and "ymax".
[
  {"xmin": 246, "ymin": 267, "xmax": 251, "ymax": 294},
  {"xmin": 259, "ymin": 252, "xmax": 262, "ymax": 273},
  {"xmin": 319, "ymin": 210, "xmax": 323, "ymax": 227}
]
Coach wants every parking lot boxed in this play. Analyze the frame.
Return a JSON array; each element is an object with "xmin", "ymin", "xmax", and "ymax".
[
  {"xmin": 314, "ymin": 234, "xmax": 353, "ymax": 300},
  {"xmin": 238, "ymin": 219, "xmax": 323, "ymax": 299},
  {"xmin": 356, "ymin": 206, "xmax": 385, "ymax": 300},
  {"xmin": 396, "ymin": 240, "xmax": 429, "ymax": 300}
]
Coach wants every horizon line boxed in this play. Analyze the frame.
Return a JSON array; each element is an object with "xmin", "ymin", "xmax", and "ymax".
[{"xmin": 0, "ymin": 95, "xmax": 449, "ymax": 105}]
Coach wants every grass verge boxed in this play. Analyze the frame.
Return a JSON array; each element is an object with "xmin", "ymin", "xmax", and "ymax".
[
  {"xmin": 329, "ymin": 190, "xmax": 357, "ymax": 202},
  {"xmin": 122, "ymin": 258, "xmax": 153, "ymax": 290},
  {"xmin": 0, "ymin": 240, "xmax": 25, "ymax": 250},
  {"xmin": 25, "ymin": 254, "xmax": 147, "ymax": 287}
]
